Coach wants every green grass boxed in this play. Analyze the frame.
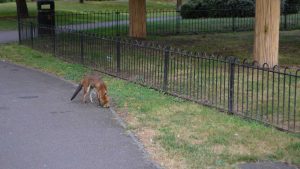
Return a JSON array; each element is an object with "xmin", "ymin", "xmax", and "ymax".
[
  {"xmin": 0, "ymin": 18, "xmax": 16, "ymax": 30},
  {"xmin": 0, "ymin": 43, "xmax": 299, "ymax": 169},
  {"xmin": 149, "ymin": 30, "xmax": 300, "ymax": 66}
]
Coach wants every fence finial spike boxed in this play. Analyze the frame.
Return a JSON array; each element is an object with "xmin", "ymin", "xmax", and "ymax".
[
  {"xmin": 252, "ymin": 60, "xmax": 259, "ymax": 67},
  {"xmin": 273, "ymin": 65, "xmax": 279, "ymax": 71},
  {"xmin": 296, "ymin": 69, "xmax": 300, "ymax": 75},
  {"xmin": 284, "ymin": 66, "xmax": 289, "ymax": 73},
  {"xmin": 263, "ymin": 63, "xmax": 269, "ymax": 69}
]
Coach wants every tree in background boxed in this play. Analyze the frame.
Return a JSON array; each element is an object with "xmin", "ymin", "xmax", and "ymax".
[
  {"xmin": 177, "ymin": 0, "xmax": 182, "ymax": 10},
  {"xmin": 16, "ymin": 0, "xmax": 29, "ymax": 18},
  {"xmin": 129, "ymin": 0, "xmax": 146, "ymax": 38},
  {"xmin": 254, "ymin": 0, "xmax": 281, "ymax": 66}
]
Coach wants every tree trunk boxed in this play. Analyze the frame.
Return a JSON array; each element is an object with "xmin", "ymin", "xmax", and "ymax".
[
  {"xmin": 79, "ymin": 0, "xmax": 84, "ymax": 3},
  {"xmin": 254, "ymin": 0, "xmax": 281, "ymax": 67},
  {"xmin": 177, "ymin": 0, "xmax": 182, "ymax": 10},
  {"xmin": 16, "ymin": 0, "xmax": 29, "ymax": 18},
  {"xmin": 129, "ymin": 0, "xmax": 146, "ymax": 38}
]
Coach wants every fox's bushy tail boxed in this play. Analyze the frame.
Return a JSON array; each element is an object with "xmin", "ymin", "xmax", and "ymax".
[{"xmin": 70, "ymin": 84, "xmax": 83, "ymax": 101}]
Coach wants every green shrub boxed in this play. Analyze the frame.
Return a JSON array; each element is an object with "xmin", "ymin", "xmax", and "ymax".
[
  {"xmin": 181, "ymin": 0, "xmax": 299, "ymax": 19},
  {"xmin": 283, "ymin": 0, "xmax": 300, "ymax": 14},
  {"xmin": 85, "ymin": 0, "xmax": 115, "ymax": 1},
  {"xmin": 0, "ymin": 0, "xmax": 14, "ymax": 3},
  {"xmin": 181, "ymin": 0, "xmax": 254, "ymax": 18},
  {"xmin": 181, "ymin": 1, "xmax": 209, "ymax": 18}
]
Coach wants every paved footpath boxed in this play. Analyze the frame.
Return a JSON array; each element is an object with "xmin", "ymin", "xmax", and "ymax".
[
  {"xmin": 0, "ymin": 31, "xmax": 18, "ymax": 43},
  {"xmin": 0, "ymin": 61, "xmax": 158, "ymax": 169}
]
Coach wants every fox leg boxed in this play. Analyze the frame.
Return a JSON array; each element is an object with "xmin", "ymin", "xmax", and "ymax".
[
  {"xmin": 82, "ymin": 85, "xmax": 91, "ymax": 103},
  {"xmin": 96, "ymin": 91, "xmax": 102, "ymax": 107}
]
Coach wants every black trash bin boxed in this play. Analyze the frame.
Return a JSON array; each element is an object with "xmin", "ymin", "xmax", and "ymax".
[{"xmin": 37, "ymin": 0, "xmax": 55, "ymax": 35}]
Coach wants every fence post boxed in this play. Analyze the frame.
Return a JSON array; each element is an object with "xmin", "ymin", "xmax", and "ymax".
[
  {"xmin": 116, "ymin": 37, "xmax": 121, "ymax": 73},
  {"xmin": 176, "ymin": 10, "xmax": 181, "ymax": 34},
  {"xmin": 232, "ymin": 9, "xmax": 235, "ymax": 32},
  {"xmin": 53, "ymin": 30, "xmax": 56, "ymax": 56},
  {"xmin": 284, "ymin": 5, "xmax": 287, "ymax": 30},
  {"xmin": 30, "ymin": 22, "xmax": 34, "ymax": 48},
  {"xmin": 17, "ymin": 14, "xmax": 21, "ymax": 44},
  {"xmin": 116, "ymin": 11, "xmax": 120, "ymax": 36},
  {"xmin": 228, "ymin": 58, "xmax": 235, "ymax": 113},
  {"xmin": 163, "ymin": 46, "xmax": 170, "ymax": 91},
  {"xmin": 80, "ymin": 34, "xmax": 84, "ymax": 64}
]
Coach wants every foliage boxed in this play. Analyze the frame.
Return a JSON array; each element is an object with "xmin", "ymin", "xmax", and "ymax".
[
  {"xmin": 0, "ymin": 0, "xmax": 14, "ymax": 3},
  {"xmin": 181, "ymin": 0, "xmax": 254, "ymax": 18},
  {"xmin": 283, "ymin": 0, "xmax": 300, "ymax": 14},
  {"xmin": 181, "ymin": 0, "xmax": 300, "ymax": 19},
  {"xmin": 85, "ymin": 0, "xmax": 116, "ymax": 1}
]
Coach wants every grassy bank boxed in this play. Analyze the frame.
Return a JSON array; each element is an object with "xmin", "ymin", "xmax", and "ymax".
[{"xmin": 0, "ymin": 44, "xmax": 299, "ymax": 169}]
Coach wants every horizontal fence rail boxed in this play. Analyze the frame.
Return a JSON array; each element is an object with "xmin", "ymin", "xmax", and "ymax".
[
  {"xmin": 23, "ymin": 7, "xmax": 300, "ymax": 36},
  {"xmin": 19, "ymin": 21, "xmax": 300, "ymax": 133}
]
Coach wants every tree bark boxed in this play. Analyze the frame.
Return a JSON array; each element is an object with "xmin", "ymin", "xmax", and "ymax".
[
  {"xmin": 254, "ymin": 0, "xmax": 281, "ymax": 67},
  {"xmin": 79, "ymin": 0, "xmax": 84, "ymax": 3},
  {"xmin": 16, "ymin": 0, "xmax": 29, "ymax": 18},
  {"xmin": 177, "ymin": 0, "xmax": 182, "ymax": 10},
  {"xmin": 129, "ymin": 0, "xmax": 146, "ymax": 38}
]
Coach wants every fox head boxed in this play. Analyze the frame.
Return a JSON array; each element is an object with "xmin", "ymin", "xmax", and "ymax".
[
  {"xmin": 100, "ymin": 90, "xmax": 110, "ymax": 108},
  {"xmin": 95, "ymin": 82, "xmax": 109, "ymax": 108}
]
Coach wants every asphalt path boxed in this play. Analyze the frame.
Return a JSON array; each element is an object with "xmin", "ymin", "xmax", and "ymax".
[
  {"xmin": 0, "ymin": 16, "xmax": 178, "ymax": 43},
  {"xmin": 0, "ymin": 30, "xmax": 18, "ymax": 43},
  {"xmin": 60, "ymin": 16, "xmax": 177, "ymax": 31},
  {"xmin": 0, "ymin": 61, "xmax": 158, "ymax": 169}
]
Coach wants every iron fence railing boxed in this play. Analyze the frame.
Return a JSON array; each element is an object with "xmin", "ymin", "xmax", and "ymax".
[
  {"xmin": 21, "ymin": 8, "xmax": 300, "ymax": 36},
  {"xmin": 19, "ymin": 21, "xmax": 300, "ymax": 133}
]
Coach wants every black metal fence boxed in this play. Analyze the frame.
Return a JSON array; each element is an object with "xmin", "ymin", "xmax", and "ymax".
[
  {"xmin": 23, "ymin": 7, "xmax": 300, "ymax": 36},
  {"xmin": 20, "ymin": 7, "xmax": 300, "ymax": 36},
  {"xmin": 19, "ymin": 21, "xmax": 300, "ymax": 133}
]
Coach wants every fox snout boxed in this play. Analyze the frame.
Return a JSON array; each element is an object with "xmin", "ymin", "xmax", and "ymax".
[
  {"xmin": 101, "ymin": 95, "xmax": 110, "ymax": 108},
  {"xmin": 99, "ymin": 90, "xmax": 110, "ymax": 108}
]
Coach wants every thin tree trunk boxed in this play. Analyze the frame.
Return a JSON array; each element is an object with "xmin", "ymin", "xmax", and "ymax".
[
  {"xmin": 254, "ymin": 0, "xmax": 281, "ymax": 67},
  {"xmin": 129, "ymin": 0, "xmax": 146, "ymax": 38},
  {"xmin": 16, "ymin": 0, "xmax": 29, "ymax": 18},
  {"xmin": 177, "ymin": 0, "xmax": 182, "ymax": 10}
]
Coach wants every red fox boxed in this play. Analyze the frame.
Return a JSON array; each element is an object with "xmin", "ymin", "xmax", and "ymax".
[{"xmin": 71, "ymin": 75, "xmax": 110, "ymax": 108}]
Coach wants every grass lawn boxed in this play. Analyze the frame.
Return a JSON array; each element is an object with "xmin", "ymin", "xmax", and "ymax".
[
  {"xmin": 0, "ymin": 43, "xmax": 299, "ymax": 169},
  {"xmin": 148, "ymin": 30, "xmax": 300, "ymax": 67},
  {"xmin": 0, "ymin": 18, "xmax": 16, "ymax": 30}
]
